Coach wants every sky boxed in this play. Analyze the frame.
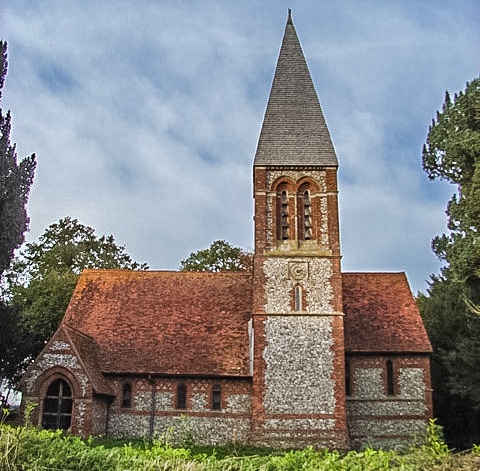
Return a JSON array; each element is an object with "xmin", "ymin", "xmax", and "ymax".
[{"xmin": 1, "ymin": 0, "xmax": 479, "ymax": 294}]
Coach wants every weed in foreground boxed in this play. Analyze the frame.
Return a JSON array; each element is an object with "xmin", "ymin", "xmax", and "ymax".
[{"xmin": 2, "ymin": 418, "xmax": 480, "ymax": 470}]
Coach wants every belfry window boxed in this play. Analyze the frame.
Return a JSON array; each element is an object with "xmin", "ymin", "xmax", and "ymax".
[
  {"xmin": 211, "ymin": 384, "xmax": 222, "ymax": 410},
  {"xmin": 176, "ymin": 383, "xmax": 187, "ymax": 409},
  {"xmin": 280, "ymin": 190, "xmax": 289, "ymax": 240},
  {"xmin": 42, "ymin": 378, "xmax": 73, "ymax": 430},
  {"xmin": 303, "ymin": 190, "xmax": 312, "ymax": 240}
]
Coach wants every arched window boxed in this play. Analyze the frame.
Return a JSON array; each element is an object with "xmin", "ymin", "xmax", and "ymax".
[
  {"xmin": 345, "ymin": 358, "xmax": 351, "ymax": 396},
  {"xmin": 294, "ymin": 285, "xmax": 303, "ymax": 312},
  {"xmin": 386, "ymin": 360, "xmax": 395, "ymax": 396},
  {"xmin": 211, "ymin": 384, "xmax": 222, "ymax": 410},
  {"xmin": 42, "ymin": 378, "xmax": 73, "ymax": 430},
  {"xmin": 303, "ymin": 190, "xmax": 312, "ymax": 240},
  {"xmin": 176, "ymin": 383, "xmax": 187, "ymax": 409},
  {"xmin": 280, "ymin": 190, "xmax": 289, "ymax": 240},
  {"xmin": 122, "ymin": 383, "xmax": 132, "ymax": 408}
]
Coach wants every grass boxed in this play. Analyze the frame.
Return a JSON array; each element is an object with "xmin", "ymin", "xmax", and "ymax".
[{"xmin": 1, "ymin": 418, "xmax": 480, "ymax": 470}]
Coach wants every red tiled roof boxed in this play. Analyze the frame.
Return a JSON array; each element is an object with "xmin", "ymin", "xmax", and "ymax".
[
  {"xmin": 63, "ymin": 270, "xmax": 253, "ymax": 377},
  {"xmin": 62, "ymin": 270, "xmax": 430, "ymax": 378},
  {"xmin": 342, "ymin": 272, "xmax": 432, "ymax": 353},
  {"xmin": 63, "ymin": 325, "xmax": 114, "ymax": 396}
]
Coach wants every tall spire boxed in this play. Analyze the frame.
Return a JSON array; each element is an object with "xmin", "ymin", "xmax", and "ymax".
[{"xmin": 254, "ymin": 11, "xmax": 338, "ymax": 167}]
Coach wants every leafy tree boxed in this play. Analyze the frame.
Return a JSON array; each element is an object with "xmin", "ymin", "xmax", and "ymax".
[
  {"xmin": 10, "ymin": 216, "xmax": 148, "ymax": 280},
  {"xmin": 0, "ymin": 40, "xmax": 36, "ymax": 278},
  {"xmin": 420, "ymin": 76, "xmax": 480, "ymax": 447},
  {"xmin": 4, "ymin": 217, "xmax": 148, "ymax": 384},
  {"xmin": 180, "ymin": 240, "xmax": 252, "ymax": 272}
]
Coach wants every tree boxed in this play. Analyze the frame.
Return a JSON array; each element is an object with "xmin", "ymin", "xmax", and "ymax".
[
  {"xmin": 417, "ymin": 279, "xmax": 480, "ymax": 447},
  {"xmin": 420, "ymin": 76, "xmax": 480, "ymax": 447},
  {"xmin": 180, "ymin": 240, "xmax": 252, "ymax": 272},
  {"xmin": 10, "ymin": 216, "xmax": 148, "ymax": 280},
  {"xmin": 422, "ymin": 77, "xmax": 480, "ymax": 302},
  {"xmin": 3, "ymin": 217, "xmax": 148, "ymax": 386},
  {"xmin": 0, "ymin": 303, "xmax": 32, "ymax": 407},
  {"xmin": 0, "ymin": 40, "xmax": 36, "ymax": 407},
  {"xmin": 0, "ymin": 40, "xmax": 36, "ymax": 279}
]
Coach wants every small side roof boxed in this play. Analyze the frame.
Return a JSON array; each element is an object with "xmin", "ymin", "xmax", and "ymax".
[
  {"xmin": 63, "ymin": 269, "xmax": 253, "ymax": 377},
  {"xmin": 19, "ymin": 324, "xmax": 114, "ymax": 397},
  {"xmin": 254, "ymin": 10, "xmax": 338, "ymax": 167},
  {"xmin": 342, "ymin": 272, "xmax": 432, "ymax": 354},
  {"xmin": 64, "ymin": 325, "xmax": 114, "ymax": 396}
]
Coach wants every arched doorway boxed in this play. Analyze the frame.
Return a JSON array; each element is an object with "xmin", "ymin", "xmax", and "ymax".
[{"xmin": 41, "ymin": 378, "xmax": 73, "ymax": 430}]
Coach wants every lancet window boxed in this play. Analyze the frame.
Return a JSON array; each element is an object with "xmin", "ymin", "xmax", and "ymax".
[
  {"xmin": 386, "ymin": 360, "xmax": 395, "ymax": 396},
  {"xmin": 345, "ymin": 358, "xmax": 351, "ymax": 396},
  {"xmin": 122, "ymin": 383, "xmax": 132, "ymax": 408},
  {"xmin": 303, "ymin": 190, "xmax": 312, "ymax": 240},
  {"xmin": 294, "ymin": 285, "xmax": 303, "ymax": 311},
  {"xmin": 280, "ymin": 190, "xmax": 289, "ymax": 240},
  {"xmin": 274, "ymin": 179, "xmax": 317, "ymax": 243},
  {"xmin": 211, "ymin": 384, "xmax": 222, "ymax": 410},
  {"xmin": 176, "ymin": 383, "xmax": 187, "ymax": 409}
]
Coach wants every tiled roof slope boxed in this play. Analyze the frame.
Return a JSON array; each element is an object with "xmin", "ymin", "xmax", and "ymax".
[
  {"xmin": 254, "ymin": 12, "xmax": 338, "ymax": 167},
  {"xmin": 342, "ymin": 273, "xmax": 432, "ymax": 353},
  {"xmin": 63, "ymin": 270, "xmax": 253, "ymax": 377},
  {"xmin": 64, "ymin": 325, "xmax": 114, "ymax": 396}
]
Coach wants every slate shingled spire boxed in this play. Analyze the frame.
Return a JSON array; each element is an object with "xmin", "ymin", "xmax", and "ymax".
[{"xmin": 254, "ymin": 10, "xmax": 338, "ymax": 167}]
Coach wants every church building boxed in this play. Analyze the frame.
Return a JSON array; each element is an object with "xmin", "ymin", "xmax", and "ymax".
[{"xmin": 20, "ymin": 11, "xmax": 432, "ymax": 450}]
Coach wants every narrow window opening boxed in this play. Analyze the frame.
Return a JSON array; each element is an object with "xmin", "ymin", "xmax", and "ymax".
[
  {"xmin": 303, "ymin": 190, "xmax": 312, "ymax": 240},
  {"xmin": 42, "ymin": 378, "xmax": 73, "ymax": 430},
  {"xmin": 386, "ymin": 360, "xmax": 395, "ymax": 396},
  {"xmin": 211, "ymin": 384, "xmax": 221, "ymax": 410},
  {"xmin": 176, "ymin": 383, "xmax": 187, "ymax": 409},
  {"xmin": 281, "ymin": 190, "xmax": 289, "ymax": 240},
  {"xmin": 294, "ymin": 285, "xmax": 302, "ymax": 311},
  {"xmin": 345, "ymin": 358, "xmax": 351, "ymax": 396},
  {"xmin": 122, "ymin": 383, "xmax": 132, "ymax": 408}
]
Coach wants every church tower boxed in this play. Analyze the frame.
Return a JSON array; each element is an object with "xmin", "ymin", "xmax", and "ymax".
[{"xmin": 251, "ymin": 10, "xmax": 349, "ymax": 449}]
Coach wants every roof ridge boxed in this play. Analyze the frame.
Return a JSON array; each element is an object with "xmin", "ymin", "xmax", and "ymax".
[
  {"xmin": 79, "ymin": 269, "xmax": 253, "ymax": 277},
  {"xmin": 342, "ymin": 271, "xmax": 406, "ymax": 276}
]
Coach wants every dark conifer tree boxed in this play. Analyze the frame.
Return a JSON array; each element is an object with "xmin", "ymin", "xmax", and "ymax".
[
  {"xmin": 0, "ymin": 40, "xmax": 36, "ymax": 278},
  {"xmin": 420, "ymin": 76, "xmax": 480, "ymax": 448},
  {"xmin": 0, "ymin": 41, "xmax": 36, "ymax": 404}
]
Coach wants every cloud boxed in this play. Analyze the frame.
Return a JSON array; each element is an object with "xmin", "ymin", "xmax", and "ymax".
[{"xmin": 2, "ymin": 0, "xmax": 478, "ymax": 292}]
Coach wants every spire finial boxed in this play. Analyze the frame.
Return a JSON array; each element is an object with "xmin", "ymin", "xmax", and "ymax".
[{"xmin": 287, "ymin": 9, "xmax": 293, "ymax": 25}]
